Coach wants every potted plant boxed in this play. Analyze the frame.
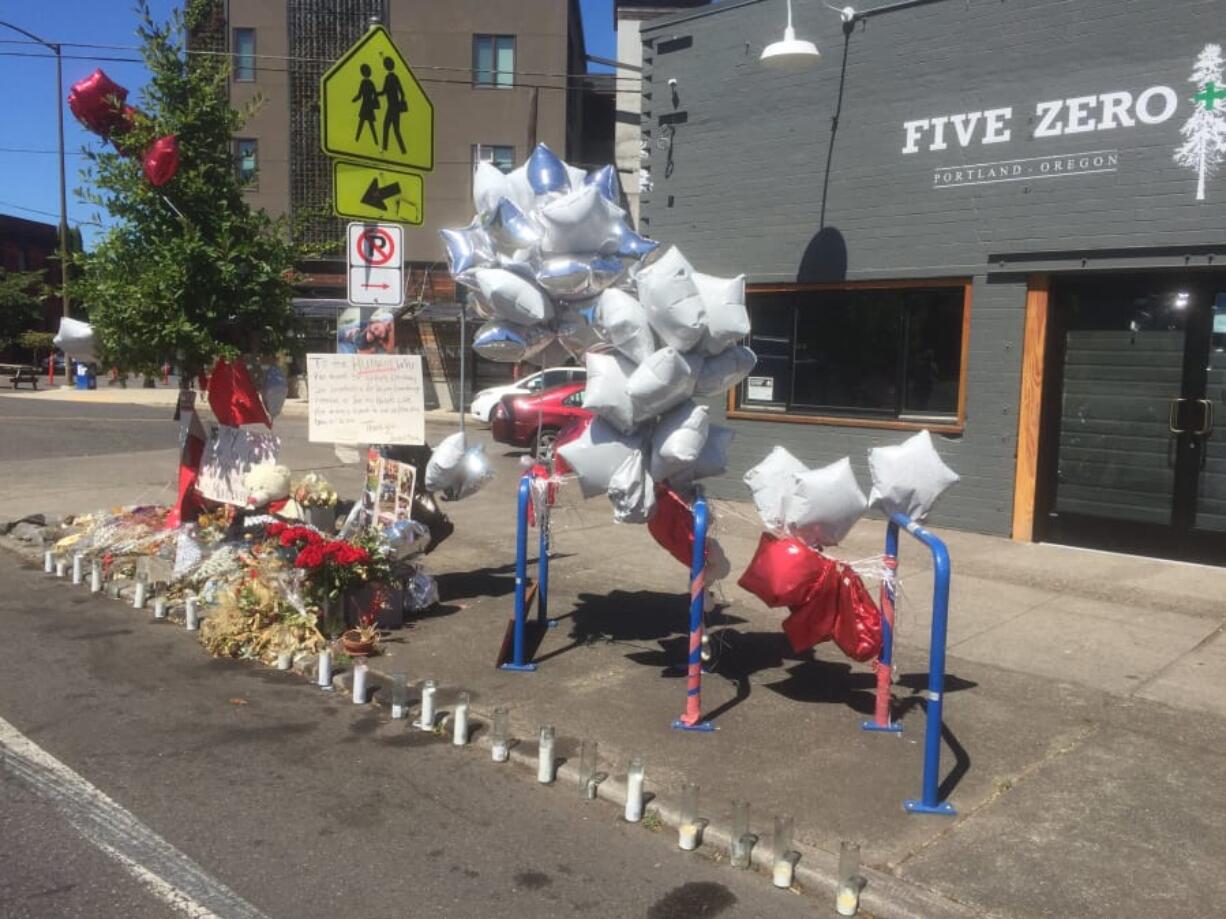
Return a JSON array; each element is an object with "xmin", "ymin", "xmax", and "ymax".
[{"xmin": 340, "ymin": 611, "xmax": 380, "ymax": 657}]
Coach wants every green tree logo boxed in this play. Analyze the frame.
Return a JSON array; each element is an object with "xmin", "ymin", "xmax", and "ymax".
[{"xmin": 1174, "ymin": 43, "xmax": 1226, "ymax": 201}]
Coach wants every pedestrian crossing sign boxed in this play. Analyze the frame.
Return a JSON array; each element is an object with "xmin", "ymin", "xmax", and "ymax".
[{"xmin": 320, "ymin": 25, "xmax": 434, "ymax": 172}]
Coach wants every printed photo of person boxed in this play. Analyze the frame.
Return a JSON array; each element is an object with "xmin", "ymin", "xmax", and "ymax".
[{"xmin": 336, "ymin": 307, "xmax": 397, "ymax": 355}]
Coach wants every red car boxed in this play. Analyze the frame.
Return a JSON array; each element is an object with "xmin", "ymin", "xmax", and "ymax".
[{"xmin": 490, "ymin": 380, "xmax": 591, "ymax": 460}]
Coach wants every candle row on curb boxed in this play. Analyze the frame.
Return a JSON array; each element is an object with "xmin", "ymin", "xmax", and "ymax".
[
  {"xmin": 48, "ymin": 549, "xmax": 207, "ymax": 631},
  {"xmin": 46, "ymin": 546, "xmax": 863, "ymax": 915}
]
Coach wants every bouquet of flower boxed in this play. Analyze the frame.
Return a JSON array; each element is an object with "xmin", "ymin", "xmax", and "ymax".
[
  {"xmin": 291, "ymin": 472, "xmax": 337, "ymax": 509},
  {"xmin": 264, "ymin": 522, "xmax": 390, "ymax": 616}
]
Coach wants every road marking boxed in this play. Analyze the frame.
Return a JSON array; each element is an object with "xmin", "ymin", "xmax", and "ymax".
[{"xmin": 0, "ymin": 715, "xmax": 270, "ymax": 919}]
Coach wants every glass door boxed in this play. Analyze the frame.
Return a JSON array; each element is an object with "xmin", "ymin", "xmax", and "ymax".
[{"xmin": 1040, "ymin": 272, "xmax": 1226, "ymax": 563}]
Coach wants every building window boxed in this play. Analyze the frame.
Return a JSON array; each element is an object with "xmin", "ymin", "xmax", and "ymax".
[
  {"xmin": 233, "ymin": 28, "xmax": 256, "ymax": 82},
  {"xmin": 472, "ymin": 144, "xmax": 515, "ymax": 174},
  {"xmin": 473, "ymin": 35, "xmax": 515, "ymax": 88},
  {"xmin": 235, "ymin": 138, "xmax": 258, "ymax": 186},
  {"xmin": 732, "ymin": 280, "xmax": 970, "ymax": 432}
]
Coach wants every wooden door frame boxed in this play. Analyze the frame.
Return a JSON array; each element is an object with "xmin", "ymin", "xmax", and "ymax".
[{"xmin": 1011, "ymin": 274, "xmax": 1050, "ymax": 541}]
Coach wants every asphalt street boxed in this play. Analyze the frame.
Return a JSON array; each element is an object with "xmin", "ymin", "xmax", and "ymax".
[{"xmin": 0, "ymin": 397, "xmax": 818, "ymax": 919}]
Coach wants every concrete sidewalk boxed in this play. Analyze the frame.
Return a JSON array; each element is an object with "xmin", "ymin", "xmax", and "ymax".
[{"xmin": 4, "ymin": 409, "xmax": 1225, "ymax": 917}]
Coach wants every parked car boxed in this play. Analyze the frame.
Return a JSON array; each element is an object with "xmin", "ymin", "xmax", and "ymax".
[
  {"xmin": 38, "ymin": 355, "xmax": 66, "ymax": 374},
  {"xmin": 490, "ymin": 380, "xmax": 591, "ymax": 461},
  {"xmin": 469, "ymin": 366, "xmax": 586, "ymax": 423}
]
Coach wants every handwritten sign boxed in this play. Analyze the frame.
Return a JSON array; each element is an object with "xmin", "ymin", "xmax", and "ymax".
[
  {"xmin": 197, "ymin": 426, "xmax": 282, "ymax": 506},
  {"xmin": 306, "ymin": 353, "xmax": 425, "ymax": 445}
]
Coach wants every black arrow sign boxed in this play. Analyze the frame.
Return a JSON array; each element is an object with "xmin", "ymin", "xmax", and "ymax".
[{"xmin": 360, "ymin": 177, "xmax": 401, "ymax": 211}]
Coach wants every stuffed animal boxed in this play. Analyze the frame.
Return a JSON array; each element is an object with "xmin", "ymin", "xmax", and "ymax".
[{"xmin": 243, "ymin": 464, "xmax": 295, "ymax": 514}]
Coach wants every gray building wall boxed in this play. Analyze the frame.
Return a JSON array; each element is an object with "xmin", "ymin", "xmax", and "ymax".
[{"xmin": 640, "ymin": 0, "xmax": 1226, "ymax": 535}]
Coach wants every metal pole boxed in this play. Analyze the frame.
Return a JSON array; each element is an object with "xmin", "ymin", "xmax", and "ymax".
[
  {"xmin": 895, "ymin": 513, "xmax": 956, "ymax": 816},
  {"xmin": 673, "ymin": 487, "xmax": 714, "ymax": 732},
  {"xmin": 458, "ymin": 304, "xmax": 466, "ymax": 437},
  {"xmin": 501, "ymin": 475, "xmax": 536, "ymax": 672},
  {"xmin": 863, "ymin": 520, "xmax": 902, "ymax": 733}
]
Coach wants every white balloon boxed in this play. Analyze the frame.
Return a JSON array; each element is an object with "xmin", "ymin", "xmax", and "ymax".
[
  {"xmin": 743, "ymin": 446, "xmax": 808, "ymax": 532},
  {"xmin": 693, "ymin": 272, "xmax": 750, "ymax": 355},
  {"xmin": 670, "ymin": 424, "xmax": 735, "ymax": 489},
  {"xmin": 504, "ymin": 163, "xmax": 537, "ymax": 214},
  {"xmin": 693, "ymin": 345, "xmax": 757, "ymax": 396},
  {"xmin": 537, "ymin": 184, "xmax": 625, "ymax": 256},
  {"xmin": 52, "ymin": 316, "xmax": 96, "ymax": 363},
  {"xmin": 473, "ymin": 268, "xmax": 554, "ymax": 325},
  {"xmin": 473, "ymin": 162, "xmax": 511, "ymax": 217},
  {"xmin": 785, "ymin": 457, "xmax": 868, "ymax": 548},
  {"xmin": 472, "ymin": 320, "xmax": 552, "ymax": 362},
  {"xmin": 608, "ymin": 448, "xmax": 656, "ymax": 524},
  {"xmin": 634, "ymin": 246, "xmax": 707, "ymax": 352},
  {"xmin": 583, "ymin": 349, "xmax": 637, "ymax": 434},
  {"xmin": 425, "ymin": 432, "xmax": 467, "ymax": 493},
  {"xmin": 626, "ymin": 346, "xmax": 698, "ymax": 425},
  {"xmin": 593, "ymin": 288, "xmax": 657, "ymax": 364},
  {"xmin": 649, "ymin": 400, "xmax": 710, "ymax": 484},
  {"xmin": 867, "ymin": 430, "xmax": 959, "ymax": 521},
  {"xmin": 555, "ymin": 417, "xmax": 644, "ymax": 499}
]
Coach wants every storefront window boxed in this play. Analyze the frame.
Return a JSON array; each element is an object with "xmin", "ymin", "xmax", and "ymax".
[{"xmin": 735, "ymin": 281, "xmax": 969, "ymax": 430}]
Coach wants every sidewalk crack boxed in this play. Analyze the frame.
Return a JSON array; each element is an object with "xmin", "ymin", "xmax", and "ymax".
[{"xmin": 887, "ymin": 723, "xmax": 1099, "ymax": 874}]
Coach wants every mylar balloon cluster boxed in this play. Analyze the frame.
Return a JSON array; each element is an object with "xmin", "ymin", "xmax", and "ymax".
[
  {"xmin": 441, "ymin": 144, "xmax": 757, "ymax": 524},
  {"xmin": 68, "ymin": 68, "xmax": 180, "ymax": 188}
]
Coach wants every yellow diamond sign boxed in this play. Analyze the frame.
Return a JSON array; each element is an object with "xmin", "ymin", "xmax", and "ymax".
[{"xmin": 320, "ymin": 25, "xmax": 434, "ymax": 172}]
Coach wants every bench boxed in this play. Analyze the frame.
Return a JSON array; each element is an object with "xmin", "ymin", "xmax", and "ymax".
[{"xmin": 10, "ymin": 367, "xmax": 38, "ymax": 390}]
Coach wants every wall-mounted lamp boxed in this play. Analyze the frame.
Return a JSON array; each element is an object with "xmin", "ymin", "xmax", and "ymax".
[{"xmin": 760, "ymin": 0, "xmax": 821, "ymax": 70}]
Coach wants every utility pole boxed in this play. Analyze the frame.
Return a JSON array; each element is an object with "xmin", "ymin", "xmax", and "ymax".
[{"xmin": 1, "ymin": 20, "xmax": 71, "ymax": 384}]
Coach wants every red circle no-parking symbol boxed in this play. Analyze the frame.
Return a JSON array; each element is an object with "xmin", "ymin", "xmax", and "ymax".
[{"xmin": 354, "ymin": 227, "xmax": 396, "ymax": 266}]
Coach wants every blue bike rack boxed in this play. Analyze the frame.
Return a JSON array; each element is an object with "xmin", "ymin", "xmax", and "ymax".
[
  {"xmin": 672, "ymin": 488, "xmax": 714, "ymax": 733},
  {"xmin": 501, "ymin": 474, "xmax": 556, "ymax": 673},
  {"xmin": 863, "ymin": 512, "xmax": 957, "ymax": 817}
]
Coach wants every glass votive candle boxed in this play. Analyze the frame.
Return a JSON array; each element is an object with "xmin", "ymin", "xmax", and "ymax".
[
  {"xmin": 351, "ymin": 660, "xmax": 368, "ymax": 704},
  {"xmin": 452, "ymin": 692, "xmax": 470, "ymax": 746},
  {"xmin": 491, "ymin": 707, "xmax": 510, "ymax": 762},
  {"xmin": 678, "ymin": 782, "xmax": 701, "ymax": 850},
  {"xmin": 415, "ymin": 679, "xmax": 437, "ymax": 729},
  {"xmin": 836, "ymin": 840, "xmax": 863, "ymax": 916},
  {"xmin": 390, "ymin": 672, "xmax": 408, "ymax": 720},
  {"xmin": 537, "ymin": 725, "xmax": 555, "ymax": 783},
  {"xmin": 624, "ymin": 756, "xmax": 645, "ymax": 823},
  {"xmin": 578, "ymin": 739, "xmax": 598, "ymax": 798},
  {"xmin": 772, "ymin": 813, "xmax": 795, "ymax": 888},
  {"xmin": 730, "ymin": 800, "xmax": 752, "ymax": 868}
]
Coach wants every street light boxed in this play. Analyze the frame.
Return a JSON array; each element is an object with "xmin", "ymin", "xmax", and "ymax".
[
  {"xmin": 760, "ymin": 0, "xmax": 822, "ymax": 70},
  {"xmin": 0, "ymin": 20, "xmax": 71, "ymax": 376}
]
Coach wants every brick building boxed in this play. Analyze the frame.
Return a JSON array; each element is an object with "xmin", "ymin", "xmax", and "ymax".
[
  {"xmin": 0, "ymin": 214, "xmax": 62, "ymax": 359},
  {"xmin": 639, "ymin": 0, "xmax": 1225, "ymax": 563}
]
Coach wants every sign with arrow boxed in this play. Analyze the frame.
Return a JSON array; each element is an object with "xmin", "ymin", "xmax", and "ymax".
[
  {"xmin": 320, "ymin": 25, "xmax": 434, "ymax": 172},
  {"xmin": 333, "ymin": 160, "xmax": 424, "ymax": 224},
  {"xmin": 347, "ymin": 222, "xmax": 403, "ymax": 307}
]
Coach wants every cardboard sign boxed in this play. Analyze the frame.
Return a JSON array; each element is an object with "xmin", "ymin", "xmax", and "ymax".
[
  {"xmin": 196, "ymin": 425, "xmax": 282, "ymax": 507},
  {"xmin": 306, "ymin": 353, "xmax": 425, "ymax": 445}
]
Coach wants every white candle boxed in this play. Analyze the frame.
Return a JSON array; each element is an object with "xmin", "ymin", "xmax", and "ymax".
[
  {"xmin": 276, "ymin": 650, "xmax": 293, "ymax": 670},
  {"xmin": 391, "ymin": 701, "xmax": 405, "ymax": 719},
  {"xmin": 773, "ymin": 859, "xmax": 795, "ymax": 889},
  {"xmin": 492, "ymin": 739, "xmax": 509, "ymax": 762},
  {"xmin": 317, "ymin": 650, "xmax": 333, "ymax": 689},
  {"xmin": 55, "ymin": 558, "xmax": 66, "ymax": 578},
  {"xmin": 624, "ymin": 757, "xmax": 645, "ymax": 823},
  {"xmin": 452, "ymin": 698, "xmax": 469, "ymax": 746},
  {"xmin": 90, "ymin": 561, "xmax": 102, "ymax": 594},
  {"xmin": 184, "ymin": 596, "xmax": 199, "ymax": 631},
  {"xmin": 132, "ymin": 581, "xmax": 147, "ymax": 609},
  {"xmin": 537, "ymin": 727, "xmax": 556, "ymax": 784},
  {"xmin": 415, "ymin": 680, "xmax": 436, "ymax": 729},
  {"xmin": 351, "ymin": 662, "xmax": 368, "ymax": 704},
  {"xmin": 153, "ymin": 597, "xmax": 167, "ymax": 619},
  {"xmin": 678, "ymin": 823, "xmax": 700, "ymax": 851},
  {"xmin": 71, "ymin": 554, "xmax": 83, "ymax": 585},
  {"xmin": 44, "ymin": 550, "xmax": 54, "ymax": 573},
  {"xmin": 836, "ymin": 881, "xmax": 860, "ymax": 916}
]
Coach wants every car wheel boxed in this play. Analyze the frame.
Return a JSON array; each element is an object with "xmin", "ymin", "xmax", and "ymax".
[{"xmin": 533, "ymin": 428, "xmax": 560, "ymax": 463}]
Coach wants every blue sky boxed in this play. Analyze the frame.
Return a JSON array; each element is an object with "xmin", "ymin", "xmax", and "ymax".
[{"xmin": 0, "ymin": 0, "xmax": 617, "ymax": 247}]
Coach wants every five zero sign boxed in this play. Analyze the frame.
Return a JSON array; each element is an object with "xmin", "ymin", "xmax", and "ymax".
[{"xmin": 354, "ymin": 226, "xmax": 396, "ymax": 267}]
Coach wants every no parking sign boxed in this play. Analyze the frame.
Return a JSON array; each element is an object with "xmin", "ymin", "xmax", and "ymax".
[{"xmin": 348, "ymin": 222, "xmax": 404, "ymax": 307}]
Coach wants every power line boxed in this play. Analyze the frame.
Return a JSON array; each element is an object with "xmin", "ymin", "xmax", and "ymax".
[
  {"xmin": 0, "ymin": 199, "xmax": 108, "ymax": 227},
  {"xmin": 0, "ymin": 36, "xmax": 643, "ymax": 85}
]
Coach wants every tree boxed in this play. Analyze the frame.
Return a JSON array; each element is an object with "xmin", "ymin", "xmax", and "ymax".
[
  {"xmin": 18, "ymin": 330, "xmax": 56, "ymax": 365},
  {"xmin": 1174, "ymin": 43, "xmax": 1226, "ymax": 202},
  {"xmin": 70, "ymin": 0, "xmax": 300, "ymax": 379},
  {"xmin": 0, "ymin": 267, "xmax": 47, "ymax": 352}
]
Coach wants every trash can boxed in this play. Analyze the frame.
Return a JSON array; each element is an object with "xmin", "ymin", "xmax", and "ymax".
[
  {"xmin": 87, "ymin": 366, "xmax": 97, "ymax": 390},
  {"xmin": 75, "ymin": 363, "xmax": 89, "ymax": 391}
]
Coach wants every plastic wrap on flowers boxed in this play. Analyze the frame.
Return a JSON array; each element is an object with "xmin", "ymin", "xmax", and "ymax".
[
  {"xmin": 384, "ymin": 519, "xmax": 432, "ymax": 560},
  {"xmin": 405, "ymin": 570, "xmax": 440, "ymax": 611}
]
